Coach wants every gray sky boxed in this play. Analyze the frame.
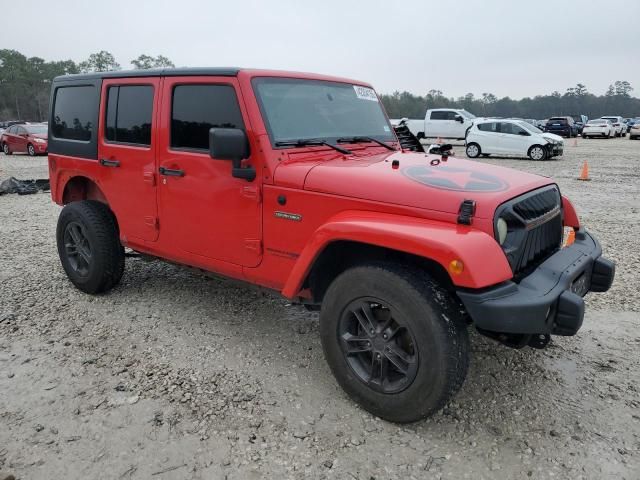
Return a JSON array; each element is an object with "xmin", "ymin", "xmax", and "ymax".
[{"xmin": 3, "ymin": 0, "xmax": 639, "ymax": 98}]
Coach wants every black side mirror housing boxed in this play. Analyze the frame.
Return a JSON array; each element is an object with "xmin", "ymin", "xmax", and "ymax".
[
  {"xmin": 208, "ymin": 128, "xmax": 255, "ymax": 181},
  {"xmin": 455, "ymin": 115, "xmax": 464, "ymax": 123}
]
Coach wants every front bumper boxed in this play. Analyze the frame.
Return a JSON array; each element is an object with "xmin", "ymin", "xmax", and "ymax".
[
  {"xmin": 546, "ymin": 143, "xmax": 563, "ymax": 156},
  {"xmin": 457, "ymin": 229, "xmax": 614, "ymax": 336}
]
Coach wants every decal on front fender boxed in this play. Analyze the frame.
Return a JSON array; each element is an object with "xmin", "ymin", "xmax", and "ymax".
[
  {"xmin": 402, "ymin": 165, "xmax": 509, "ymax": 192},
  {"xmin": 274, "ymin": 211, "xmax": 302, "ymax": 222}
]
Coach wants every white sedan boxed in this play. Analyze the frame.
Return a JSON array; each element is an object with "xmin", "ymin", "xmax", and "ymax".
[
  {"xmin": 601, "ymin": 116, "xmax": 626, "ymax": 137},
  {"xmin": 582, "ymin": 119, "xmax": 614, "ymax": 139},
  {"xmin": 465, "ymin": 119, "xmax": 564, "ymax": 161}
]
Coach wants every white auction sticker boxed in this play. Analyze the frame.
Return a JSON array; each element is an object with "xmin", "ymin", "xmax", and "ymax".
[{"xmin": 353, "ymin": 85, "xmax": 378, "ymax": 102}]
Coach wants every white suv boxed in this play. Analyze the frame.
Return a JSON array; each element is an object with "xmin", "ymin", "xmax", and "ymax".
[{"xmin": 465, "ymin": 119, "xmax": 564, "ymax": 161}]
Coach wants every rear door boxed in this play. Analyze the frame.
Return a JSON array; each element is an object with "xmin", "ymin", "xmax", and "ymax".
[
  {"xmin": 14, "ymin": 126, "xmax": 29, "ymax": 152},
  {"xmin": 156, "ymin": 77, "xmax": 262, "ymax": 267},
  {"xmin": 97, "ymin": 78, "xmax": 160, "ymax": 242},
  {"xmin": 476, "ymin": 122, "xmax": 500, "ymax": 153}
]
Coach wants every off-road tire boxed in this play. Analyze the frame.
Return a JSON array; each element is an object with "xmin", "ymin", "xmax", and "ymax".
[
  {"xmin": 2, "ymin": 143, "xmax": 11, "ymax": 155},
  {"xmin": 465, "ymin": 142, "xmax": 481, "ymax": 158},
  {"xmin": 528, "ymin": 144, "xmax": 547, "ymax": 161},
  {"xmin": 56, "ymin": 200, "xmax": 125, "ymax": 294},
  {"xmin": 27, "ymin": 143, "xmax": 36, "ymax": 156},
  {"xmin": 320, "ymin": 263, "xmax": 470, "ymax": 423}
]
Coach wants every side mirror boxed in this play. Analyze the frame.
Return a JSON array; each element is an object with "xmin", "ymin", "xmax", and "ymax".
[
  {"xmin": 209, "ymin": 128, "xmax": 255, "ymax": 181},
  {"xmin": 455, "ymin": 115, "xmax": 464, "ymax": 123}
]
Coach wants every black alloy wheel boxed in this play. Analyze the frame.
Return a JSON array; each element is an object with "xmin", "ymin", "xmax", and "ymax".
[{"xmin": 338, "ymin": 297, "xmax": 418, "ymax": 394}]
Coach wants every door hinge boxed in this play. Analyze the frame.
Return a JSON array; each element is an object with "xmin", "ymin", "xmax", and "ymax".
[
  {"xmin": 143, "ymin": 171, "xmax": 156, "ymax": 186},
  {"xmin": 144, "ymin": 216, "xmax": 159, "ymax": 230},
  {"xmin": 244, "ymin": 239, "xmax": 261, "ymax": 252},
  {"xmin": 242, "ymin": 186, "xmax": 261, "ymax": 203}
]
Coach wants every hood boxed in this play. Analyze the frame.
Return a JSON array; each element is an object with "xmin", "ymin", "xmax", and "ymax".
[
  {"xmin": 542, "ymin": 132, "xmax": 563, "ymax": 143},
  {"xmin": 299, "ymin": 151, "xmax": 553, "ymax": 219}
]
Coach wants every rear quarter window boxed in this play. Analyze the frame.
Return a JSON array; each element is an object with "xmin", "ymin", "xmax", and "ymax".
[
  {"xmin": 48, "ymin": 81, "xmax": 100, "ymax": 159},
  {"xmin": 477, "ymin": 122, "xmax": 498, "ymax": 132},
  {"xmin": 52, "ymin": 86, "xmax": 95, "ymax": 141}
]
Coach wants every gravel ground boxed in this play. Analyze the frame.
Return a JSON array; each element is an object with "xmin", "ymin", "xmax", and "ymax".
[{"xmin": 1, "ymin": 138, "xmax": 639, "ymax": 479}]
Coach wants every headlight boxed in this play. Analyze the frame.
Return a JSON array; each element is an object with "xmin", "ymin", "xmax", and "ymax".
[
  {"xmin": 33, "ymin": 138, "xmax": 46, "ymax": 143},
  {"xmin": 497, "ymin": 217, "xmax": 508, "ymax": 245}
]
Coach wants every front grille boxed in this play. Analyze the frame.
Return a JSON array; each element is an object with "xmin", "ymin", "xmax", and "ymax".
[{"xmin": 497, "ymin": 186, "xmax": 563, "ymax": 278}]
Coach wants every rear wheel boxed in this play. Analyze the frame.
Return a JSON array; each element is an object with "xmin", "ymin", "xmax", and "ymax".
[
  {"xmin": 2, "ymin": 143, "xmax": 11, "ymax": 155},
  {"xmin": 27, "ymin": 143, "xmax": 36, "ymax": 156},
  {"xmin": 528, "ymin": 144, "xmax": 547, "ymax": 161},
  {"xmin": 320, "ymin": 263, "xmax": 470, "ymax": 423},
  {"xmin": 56, "ymin": 200, "xmax": 125, "ymax": 294},
  {"xmin": 465, "ymin": 142, "xmax": 481, "ymax": 158}
]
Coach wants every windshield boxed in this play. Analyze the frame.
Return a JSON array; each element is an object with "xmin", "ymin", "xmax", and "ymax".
[
  {"xmin": 252, "ymin": 78, "xmax": 394, "ymax": 144},
  {"xmin": 25, "ymin": 124, "xmax": 47, "ymax": 134},
  {"xmin": 460, "ymin": 110, "xmax": 476, "ymax": 119},
  {"xmin": 518, "ymin": 121, "xmax": 542, "ymax": 134}
]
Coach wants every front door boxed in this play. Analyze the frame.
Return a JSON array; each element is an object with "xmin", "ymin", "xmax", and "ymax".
[
  {"xmin": 156, "ymin": 77, "xmax": 262, "ymax": 267},
  {"xmin": 14, "ymin": 126, "xmax": 29, "ymax": 153},
  {"xmin": 97, "ymin": 78, "xmax": 160, "ymax": 242}
]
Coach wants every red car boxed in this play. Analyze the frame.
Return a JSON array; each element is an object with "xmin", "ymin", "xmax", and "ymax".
[
  {"xmin": 47, "ymin": 68, "xmax": 614, "ymax": 422},
  {"xmin": 1, "ymin": 123, "xmax": 48, "ymax": 156}
]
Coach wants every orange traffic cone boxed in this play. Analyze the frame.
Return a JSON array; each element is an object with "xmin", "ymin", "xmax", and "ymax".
[
  {"xmin": 577, "ymin": 161, "xmax": 590, "ymax": 181},
  {"xmin": 565, "ymin": 228, "xmax": 576, "ymax": 247}
]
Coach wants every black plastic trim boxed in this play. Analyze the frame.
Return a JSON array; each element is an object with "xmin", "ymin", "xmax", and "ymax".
[
  {"xmin": 457, "ymin": 229, "xmax": 614, "ymax": 336},
  {"xmin": 53, "ymin": 67, "xmax": 240, "ymax": 83}
]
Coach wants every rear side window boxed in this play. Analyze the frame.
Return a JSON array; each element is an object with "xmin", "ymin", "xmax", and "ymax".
[
  {"xmin": 171, "ymin": 85, "xmax": 245, "ymax": 151},
  {"xmin": 105, "ymin": 85, "xmax": 154, "ymax": 146},
  {"xmin": 52, "ymin": 86, "xmax": 95, "ymax": 141},
  {"xmin": 477, "ymin": 122, "xmax": 497, "ymax": 132}
]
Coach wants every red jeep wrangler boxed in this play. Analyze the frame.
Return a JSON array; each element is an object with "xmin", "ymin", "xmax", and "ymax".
[{"xmin": 47, "ymin": 68, "xmax": 614, "ymax": 422}]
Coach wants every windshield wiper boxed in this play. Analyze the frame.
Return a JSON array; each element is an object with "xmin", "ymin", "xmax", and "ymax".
[
  {"xmin": 336, "ymin": 136, "xmax": 396, "ymax": 151},
  {"xmin": 275, "ymin": 139, "xmax": 352, "ymax": 155}
]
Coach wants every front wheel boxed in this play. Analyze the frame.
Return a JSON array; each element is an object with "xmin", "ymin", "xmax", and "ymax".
[
  {"xmin": 27, "ymin": 143, "xmax": 36, "ymax": 156},
  {"xmin": 528, "ymin": 145, "xmax": 547, "ymax": 161},
  {"xmin": 56, "ymin": 200, "xmax": 125, "ymax": 294},
  {"xmin": 465, "ymin": 142, "xmax": 481, "ymax": 158},
  {"xmin": 320, "ymin": 263, "xmax": 470, "ymax": 423}
]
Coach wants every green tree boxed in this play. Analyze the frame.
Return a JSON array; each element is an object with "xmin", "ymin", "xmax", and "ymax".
[
  {"xmin": 79, "ymin": 51, "xmax": 120, "ymax": 73},
  {"xmin": 131, "ymin": 54, "xmax": 175, "ymax": 69}
]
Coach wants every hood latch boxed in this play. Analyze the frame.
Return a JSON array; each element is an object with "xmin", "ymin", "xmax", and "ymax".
[{"xmin": 457, "ymin": 199, "xmax": 476, "ymax": 225}]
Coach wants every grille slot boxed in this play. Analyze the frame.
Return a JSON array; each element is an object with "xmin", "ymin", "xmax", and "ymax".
[{"xmin": 498, "ymin": 186, "xmax": 563, "ymax": 278}]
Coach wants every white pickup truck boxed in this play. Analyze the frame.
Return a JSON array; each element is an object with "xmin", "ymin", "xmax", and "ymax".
[{"xmin": 391, "ymin": 108, "xmax": 477, "ymax": 140}]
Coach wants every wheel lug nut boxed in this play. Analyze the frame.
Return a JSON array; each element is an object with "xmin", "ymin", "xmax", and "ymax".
[
  {"xmin": 376, "ymin": 353, "xmax": 381, "ymax": 359},
  {"xmin": 383, "ymin": 334, "xmax": 387, "ymax": 339}
]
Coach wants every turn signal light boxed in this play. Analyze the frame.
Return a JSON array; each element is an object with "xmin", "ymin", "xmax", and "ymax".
[{"xmin": 449, "ymin": 259, "xmax": 464, "ymax": 275}]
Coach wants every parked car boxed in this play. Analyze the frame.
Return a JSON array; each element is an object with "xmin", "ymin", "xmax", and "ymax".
[
  {"xmin": 571, "ymin": 114, "xmax": 588, "ymax": 135},
  {"xmin": 46, "ymin": 67, "xmax": 614, "ymax": 423},
  {"xmin": 544, "ymin": 116, "xmax": 579, "ymax": 138},
  {"xmin": 629, "ymin": 120, "xmax": 640, "ymax": 140},
  {"xmin": 402, "ymin": 108, "xmax": 477, "ymax": 140},
  {"xmin": 1, "ymin": 123, "xmax": 48, "ymax": 155},
  {"xmin": 581, "ymin": 119, "xmax": 615, "ymax": 138},
  {"xmin": 601, "ymin": 116, "xmax": 626, "ymax": 137},
  {"xmin": 465, "ymin": 119, "xmax": 564, "ymax": 160}
]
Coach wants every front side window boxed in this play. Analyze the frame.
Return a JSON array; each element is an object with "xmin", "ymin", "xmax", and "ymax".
[
  {"xmin": 52, "ymin": 86, "xmax": 95, "ymax": 141},
  {"xmin": 253, "ymin": 78, "xmax": 394, "ymax": 144},
  {"xmin": 477, "ymin": 122, "xmax": 497, "ymax": 132},
  {"xmin": 105, "ymin": 85, "xmax": 154, "ymax": 145},
  {"xmin": 500, "ymin": 122, "xmax": 528, "ymax": 135},
  {"xmin": 171, "ymin": 84, "xmax": 245, "ymax": 151}
]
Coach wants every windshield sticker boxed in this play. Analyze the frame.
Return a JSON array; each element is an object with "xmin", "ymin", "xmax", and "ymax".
[
  {"xmin": 403, "ymin": 164, "xmax": 509, "ymax": 192},
  {"xmin": 353, "ymin": 85, "xmax": 378, "ymax": 102}
]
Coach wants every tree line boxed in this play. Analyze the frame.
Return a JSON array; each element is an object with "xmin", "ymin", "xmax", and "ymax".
[
  {"xmin": 1, "ymin": 48, "xmax": 638, "ymax": 122},
  {"xmin": 0, "ymin": 50, "xmax": 175, "ymax": 122},
  {"xmin": 380, "ymin": 82, "xmax": 639, "ymax": 120}
]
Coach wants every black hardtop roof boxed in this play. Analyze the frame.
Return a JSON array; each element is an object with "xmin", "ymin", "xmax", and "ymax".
[{"xmin": 53, "ymin": 67, "xmax": 241, "ymax": 82}]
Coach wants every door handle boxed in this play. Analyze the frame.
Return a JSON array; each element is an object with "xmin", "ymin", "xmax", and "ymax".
[
  {"xmin": 159, "ymin": 166, "xmax": 185, "ymax": 177},
  {"xmin": 99, "ymin": 158, "xmax": 120, "ymax": 167}
]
